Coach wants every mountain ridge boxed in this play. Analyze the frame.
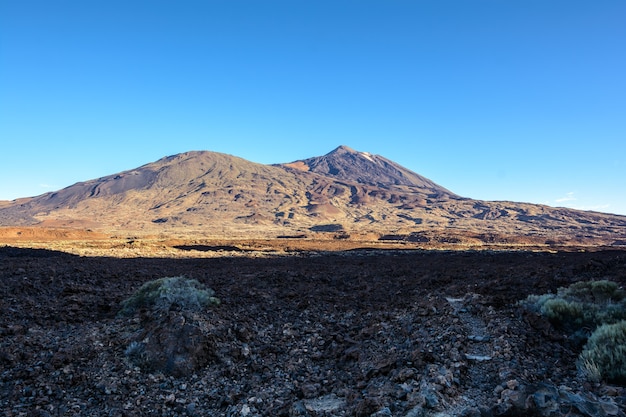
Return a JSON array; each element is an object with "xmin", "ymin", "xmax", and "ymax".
[{"xmin": 1, "ymin": 146, "xmax": 625, "ymax": 246}]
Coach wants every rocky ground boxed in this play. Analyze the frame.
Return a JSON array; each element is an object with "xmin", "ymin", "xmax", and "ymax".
[{"xmin": 1, "ymin": 245, "xmax": 626, "ymax": 416}]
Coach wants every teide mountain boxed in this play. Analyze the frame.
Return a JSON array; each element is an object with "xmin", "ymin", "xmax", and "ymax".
[
  {"xmin": 280, "ymin": 145, "xmax": 453, "ymax": 192},
  {"xmin": 1, "ymin": 146, "xmax": 625, "ymax": 245}
]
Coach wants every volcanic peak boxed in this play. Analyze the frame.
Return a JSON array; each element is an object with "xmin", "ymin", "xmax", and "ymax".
[
  {"xmin": 280, "ymin": 145, "xmax": 454, "ymax": 194},
  {"xmin": 1, "ymin": 145, "xmax": 625, "ymax": 246}
]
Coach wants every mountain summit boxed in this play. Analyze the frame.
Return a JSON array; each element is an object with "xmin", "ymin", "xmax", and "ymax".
[
  {"xmin": 1, "ymin": 146, "xmax": 625, "ymax": 245},
  {"xmin": 280, "ymin": 145, "xmax": 454, "ymax": 194}
]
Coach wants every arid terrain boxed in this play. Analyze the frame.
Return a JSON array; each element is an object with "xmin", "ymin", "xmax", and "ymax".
[
  {"xmin": 1, "ymin": 238, "xmax": 626, "ymax": 416},
  {"xmin": 2, "ymin": 146, "xmax": 626, "ymax": 416},
  {"xmin": 1, "ymin": 146, "xmax": 625, "ymax": 246}
]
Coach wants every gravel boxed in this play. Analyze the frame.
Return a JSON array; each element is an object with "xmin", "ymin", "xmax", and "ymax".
[{"xmin": 1, "ymin": 246, "xmax": 626, "ymax": 416}]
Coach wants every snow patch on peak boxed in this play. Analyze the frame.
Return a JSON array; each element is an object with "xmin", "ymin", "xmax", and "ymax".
[{"xmin": 360, "ymin": 152, "xmax": 375, "ymax": 163}]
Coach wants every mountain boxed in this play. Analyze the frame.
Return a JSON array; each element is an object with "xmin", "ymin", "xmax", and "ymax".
[
  {"xmin": 1, "ymin": 146, "xmax": 625, "ymax": 246},
  {"xmin": 279, "ymin": 145, "xmax": 453, "ymax": 192}
]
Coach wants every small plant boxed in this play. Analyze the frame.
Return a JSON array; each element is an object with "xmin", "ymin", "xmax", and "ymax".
[
  {"xmin": 566, "ymin": 280, "xmax": 625, "ymax": 305},
  {"xmin": 539, "ymin": 298, "xmax": 585, "ymax": 329},
  {"xmin": 119, "ymin": 276, "xmax": 220, "ymax": 316},
  {"xmin": 124, "ymin": 341, "xmax": 149, "ymax": 368},
  {"xmin": 522, "ymin": 280, "xmax": 626, "ymax": 384},
  {"xmin": 521, "ymin": 280, "xmax": 626, "ymax": 331},
  {"xmin": 578, "ymin": 320, "xmax": 626, "ymax": 384}
]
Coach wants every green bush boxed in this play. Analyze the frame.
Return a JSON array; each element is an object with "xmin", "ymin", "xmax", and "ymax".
[
  {"xmin": 540, "ymin": 298, "xmax": 585, "ymax": 328},
  {"xmin": 522, "ymin": 280, "xmax": 626, "ymax": 331},
  {"xmin": 566, "ymin": 280, "xmax": 625, "ymax": 305},
  {"xmin": 578, "ymin": 321, "xmax": 626, "ymax": 384},
  {"xmin": 119, "ymin": 276, "xmax": 220, "ymax": 316},
  {"xmin": 522, "ymin": 280, "xmax": 626, "ymax": 384}
]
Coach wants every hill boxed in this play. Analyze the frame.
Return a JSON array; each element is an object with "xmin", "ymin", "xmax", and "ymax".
[{"xmin": 0, "ymin": 146, "xmax": 625, "ymax": 246}]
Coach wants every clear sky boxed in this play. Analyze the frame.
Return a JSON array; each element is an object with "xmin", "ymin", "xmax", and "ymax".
[{"xmin": 1, "ymin": 1, "xmax": 625, "ymax": 215}]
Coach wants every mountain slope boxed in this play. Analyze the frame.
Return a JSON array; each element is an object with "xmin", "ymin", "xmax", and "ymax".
[
  {"xmin": 0, "ymin": 151, "xmax": 318, "ymax": 232},
  {"xmin": 280, "ymin": 145, "xmax": 453, "ymax": 193},
  {"xmin": 0, "ymin": 147, "xmax": 625, "ymax": 245}
]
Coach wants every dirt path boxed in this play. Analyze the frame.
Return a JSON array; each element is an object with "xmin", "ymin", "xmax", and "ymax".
[{"xmin": 444, "ymin": 295, "xmax": 497, "ymax": 414}]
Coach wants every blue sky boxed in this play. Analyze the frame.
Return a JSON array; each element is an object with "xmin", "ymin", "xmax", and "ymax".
[{"xmin": 1, "ymin": 1, "xmax": 625, "ymax": 215}]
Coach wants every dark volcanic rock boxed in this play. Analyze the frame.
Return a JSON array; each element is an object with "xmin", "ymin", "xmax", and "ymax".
[{"xmin": 1, "ymin": 246, "xmax": 626, "ymax": 416}]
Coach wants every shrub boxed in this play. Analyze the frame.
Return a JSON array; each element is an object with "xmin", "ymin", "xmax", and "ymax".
[
  {"xmin": 566, "ymin": 280, "xmax": 625, "ymax": 305},
  {"xmin": 124, "ymin": 341, "xmax": 149, "ymax": 368},
  {"xmin": 578, "ymin": 321, "xmax": 626, "ymax": 384},
  {"xmin": 119, "ymin": 276, "xmax": 220, "ymax": 316},
  {"xmin": 522, "ymin": 280, "xmax": 626, "ymax": 384},
  {"xmin": 119, "ymin": 277, "xmax": 219, "ymax": 375},
  {"xmin": 521, "ymin": 280, "xmax": 626, "ymax": 331},
  {"xmin": 540, "ymin": 298, "xmax": 585, "ymax": 328}
]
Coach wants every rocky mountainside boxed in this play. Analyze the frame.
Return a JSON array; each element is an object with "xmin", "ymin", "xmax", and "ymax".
[
  {"xmin": 0, "ymin": 146, "xmax": 625, "ymax": 245},
  {"xmin": 279, "ymin": 145, "xmax": 453, "ymax": 192}
]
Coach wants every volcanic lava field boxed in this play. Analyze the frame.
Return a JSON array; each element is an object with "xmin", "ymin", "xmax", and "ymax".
[{"xmin": 2, "ymin": 242, "xmax": 626, "ymax": 416}]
